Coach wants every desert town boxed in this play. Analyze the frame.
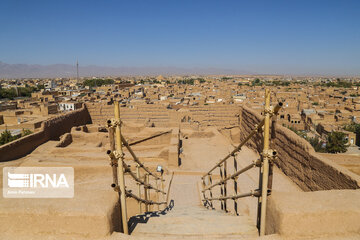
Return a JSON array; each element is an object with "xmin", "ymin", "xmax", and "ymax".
[
  {"xmin": 1, "ymin": 0, "xmax": 360, "ymax": 239},
  {"xmin": 2, "ymin": 75, "xmax": 360, "ymax": 157},
  {"xmin": 0, "ymin": 75, "xmax": 359, "ymax": 239}
]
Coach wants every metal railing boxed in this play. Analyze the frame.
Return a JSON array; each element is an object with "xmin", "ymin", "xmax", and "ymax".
[
  {"xmin": 201, "ymin": 89, "xmax": 283, "ymax": 236},
  {"xmin": 106, "ymin": 102, "xmax": 168, "ymax": 235}
]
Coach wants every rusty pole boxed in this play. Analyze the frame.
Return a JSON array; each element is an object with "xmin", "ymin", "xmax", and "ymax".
[
  {"xmin": 260, "ymin": 89, "xmax": 271, "ymax": 236},
  {"xmin": 147, "ymin": 174, "xmax": 151, "ymax": 211},
  {"xmin": 161, "ymin": 174, "xmax": 165, "ymax": 209},
  {"xmin": 144, "ymin": 173, "xmax": 149, "ymax": 212},
  {"xmin": 156, "ymin": 178, "xmax": 160, "ymax": 211},
  {"xmin": 224, "ymin": 160, "xmax": 227, "ymax": 212},
  {"xmin": 108, "ymin": 127, "xmax": 123, "ymax": 232},
  {"xmin": 136, "ymin": 164, "xmax": 142, "ymax": 214},
  {"xmin": 114, "ymin": 101, "xmax": 129, "ymax": 234}
]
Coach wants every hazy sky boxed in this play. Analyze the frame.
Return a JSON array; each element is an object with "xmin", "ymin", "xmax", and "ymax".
[{"xmin": 1, "ymin": 0, "xmax": 359, "ymax": 75}]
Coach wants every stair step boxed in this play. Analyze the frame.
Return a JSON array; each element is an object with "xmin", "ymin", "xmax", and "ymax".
[{"xmin": 131, "ymin": 206, "xmax": 258, "ymax": 238}]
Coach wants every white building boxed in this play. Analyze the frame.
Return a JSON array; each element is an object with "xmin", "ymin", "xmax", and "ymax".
[
  {"xmin": 44, "ymin": 80, "xmax": 57, "ymax": 91},
  {"xmin": 59, "ymin": 102, "xmax": 82, "ymax": 111}
]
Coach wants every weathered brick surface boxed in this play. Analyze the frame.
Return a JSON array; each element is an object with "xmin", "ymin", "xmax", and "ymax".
[
  {"xmin": 240, "ymin": 106, "xmax": 360, "ymax": 191},
  {"xmin": 85, "ymin": 102, "xmax": 240, "ymax": 127}
]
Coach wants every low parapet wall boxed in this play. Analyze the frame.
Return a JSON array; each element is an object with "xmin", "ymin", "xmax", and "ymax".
[
  {"xmin": 0, "ymin": 107, "xmax": 91, "ymax": 162},
  {"xmin": 266, "ymin": 190, "xmax": 360, "ymax": 237},
  {"xmin": 240, "ymin": 106, "xmax": 360, "ymax": 191}
]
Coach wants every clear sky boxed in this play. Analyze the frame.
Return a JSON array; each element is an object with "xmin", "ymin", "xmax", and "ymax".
[{"xmin": 0, "ymin": 0, "xmax": 359, "ymax": 75}]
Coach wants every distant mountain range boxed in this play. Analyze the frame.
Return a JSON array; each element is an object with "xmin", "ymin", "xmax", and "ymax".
[{"xmin": 0, "ymin": 61, "xmax": 251, "ymax": 78}]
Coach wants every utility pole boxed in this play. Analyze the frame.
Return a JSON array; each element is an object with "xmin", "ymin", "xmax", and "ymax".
[{"xmin": 76, "ymin": 60, "xmax": 79, "ymax": 83}]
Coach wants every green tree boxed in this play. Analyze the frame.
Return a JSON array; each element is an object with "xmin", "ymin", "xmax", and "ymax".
[
  {"xmin": 37, "ymin": 84, "xmax": 45, "ymax": 90},
  {"xmin": 252, "ymin": 78, "xmax": 261, "ymax": 86},
  {"xmin": 271, "ymin": 80, "xmax": 290, "ymax": 86},
  {"xmin": 0, "ymin": 129, "xmax": 33, "ymax": 146},
  {"xmin": 152, "ymin": 79, "xmax": 160, "ymax": 84},
  {"xmin": 21, "ymin": 129, "xmax": 32, "ymax": 137},
  {"xmin": 83, "ymin": 79, "xmax": 114, "ymax": 87},
  {"xmin": 323, "ymin": 80, "xmax": 352, "ymax": 88},
  {"xmin": 0, "ymin": 88, "xmax": 16, "ymax": 99},
  {"xmin": 326, "ymin": 131, "xmax": 349, "ymax": 153},
  {"xmin": 343, "ymin": 122, "xmax": 360, "ymax": 134},
  {"xmin": 0, "ymin": 130, "xmax": 16, "ymax": 145},
  {"xmin": 309, "ymin": 137, "xmax": 325, "ymax": 152},
  {"xmin": 178, "ymin": 79, "xmax": 194, "ymax": 85},
  {"xmin": 0, "ymin": 86, "xmax": 41, "ymax": 99},
  {"xmin": 289, "ymin": 127, "xmax": 307, "ymax": 139}
]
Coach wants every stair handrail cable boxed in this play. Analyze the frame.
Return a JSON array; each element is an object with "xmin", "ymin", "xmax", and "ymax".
[
  {"xmin": 202, "ymin": 101, "xmax": 283, "ymax": 179},
  {"xmin": 201, "ymin": 90, "xmax": 283, "ymax": 237},
  {"xmin": 106, "ymin": 101, "xmax": 169, "ymax": 235}
]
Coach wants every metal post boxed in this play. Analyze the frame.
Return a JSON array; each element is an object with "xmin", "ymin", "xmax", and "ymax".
[
  {"xmin": 219, "ymin": 166, "xmax": 224, "ymax": 211},
  {"xmin": 156, "ymin": 178, "xmax": 160, "ymax": 211},
  {"xmin": 269, "ymin": 115, "xmax": 277, "ymax": 191},
  {"xmin": 114, "ymin": 101, "xmax": 129, "ymax": 235},
  {"xmin": 108, "ymin": 127, "xmax": 119, "ymax": 190},
  {"xmin": 256, "ymin": 126, "xmax": 264, "ymax": 231},
  {"xmin": 136, "ymin": 164, "xmax": 142, "ymax": 214},
  {"xmin": 147, "ymin": 174, "xmax": 151, "ymax": 211},
  {"xmin": 224, "ymin": 160, "xmax": 227, "ymax": 212},
  {"xmin": 233, "ymin": 154, "xmax": 238, "ymax": 215},
  {"xmin": 108, "ymin": 127, "xmax": 123, "ymax": 232},
  {"xmin": 260, "ymin": 89, "xmax": 271, "ymax": 236},
  {"xmin": 209, "ymin": 174, "xmax": 213, "ymax": 209},
  {"xmin": 161, "ymin": 174, "xmax": 165, "ymax": 209},
  {"xmin": 202, "ymin": 177, "xmax": 207, "ymax": 207},
  {"xmin": 144, "ymin": 173, "xmax": 149, "ymax": 212},
  {"xmin": 239, "ymin": 108, "xmax": 243, "ymax": 143}
]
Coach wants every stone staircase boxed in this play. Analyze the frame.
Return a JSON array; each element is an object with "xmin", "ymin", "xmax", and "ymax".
[
  {"xmin": 126, "ymin": 172, "xmax": 258, "ymax": 239},
  {"xmin": 130, "ymin": 205, "xmax": 258, "ymax": 239}
]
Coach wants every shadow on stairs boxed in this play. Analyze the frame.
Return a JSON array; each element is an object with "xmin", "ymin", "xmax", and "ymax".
[{"xmin": 128, "ymin": 200, "xmax": 175, "ymax": 234}]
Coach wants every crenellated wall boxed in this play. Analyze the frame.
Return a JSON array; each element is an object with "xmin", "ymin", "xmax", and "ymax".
[
  {"xmin": 239, "ymin": 106, "xmax": 360, "ymax": 191},
  {"xmin": 0, "ymin": 106, "xmax": 91, "ymax": 162}
]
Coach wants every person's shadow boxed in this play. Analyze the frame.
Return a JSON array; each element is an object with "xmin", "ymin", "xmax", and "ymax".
[{"xmin": 128, "ymin": 199, "xmax": 175, "ymax": 234}]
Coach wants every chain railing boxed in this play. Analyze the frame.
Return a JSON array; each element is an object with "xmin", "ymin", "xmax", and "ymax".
[
  {"xmin": 106, "ymin": 101, "xmax": 168, "ymax": 235},
  {"xmin": 201, "ymin": 89, "xmax": 283, "ymax": 236}
]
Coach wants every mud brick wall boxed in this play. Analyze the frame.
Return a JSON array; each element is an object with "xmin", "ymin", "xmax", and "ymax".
[
  {"xmin": 188, "ymin": 105, "xmax": 240, "ymax": 126},
  {"xmin": 86, "ymin": 102, "xmax": 241, "ymax": 128},
  {"xmin": 86, "ymin": 103, "xmax": 173, "ymax": 127},
  {"xmin": 240, "ymin": 106, "xmax": 360, "ymax": 191},
  {"xmin": 0, "ymin": 106, "xmax": 91, "ymax": 162}
]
